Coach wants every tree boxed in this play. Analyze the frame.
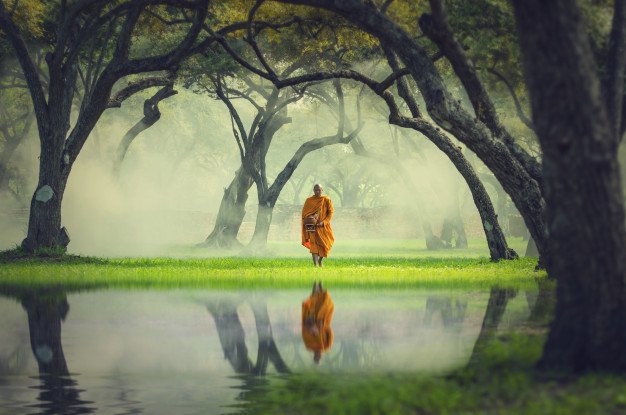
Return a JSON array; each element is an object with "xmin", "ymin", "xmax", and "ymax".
[
  {"xmin": 247, "ymin": 80, "xmax": 361, "ymax": 248},
  {"xmin": 512, "ymin": 0, "xmax": 626, "ymax": 372},
  {"xmin": 273, "ymin": 0, "xmax": 545, "ymax": 261},
  {"xmin": 196, "ymin": 73, "xmax": 298, "ymax": 248},
  {"xmin": 198, "ymin": 72, "xmax": 359, "ymax": 249},
  {"xmin": 0, "ymin": 1, "xmax": 211, "ymax": 252},
  {"xmin": 213, "ymin": 1, "xmax": 517, "ymax": 260}
]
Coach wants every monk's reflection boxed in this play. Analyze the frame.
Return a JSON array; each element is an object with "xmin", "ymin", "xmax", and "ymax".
[{"xmin": 301, "ymin": 281, "xmax": 334, "ymax": 364}]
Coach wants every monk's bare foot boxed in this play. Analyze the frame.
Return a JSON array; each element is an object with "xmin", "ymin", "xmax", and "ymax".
[{"xmin": 318, "ymin": 258, "xmax": 323, "ymax": 267}]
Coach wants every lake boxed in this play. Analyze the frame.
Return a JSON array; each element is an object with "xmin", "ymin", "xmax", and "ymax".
[{"xmin": 0, "ymin": 285, "xmax": 544, "ymax": 414}]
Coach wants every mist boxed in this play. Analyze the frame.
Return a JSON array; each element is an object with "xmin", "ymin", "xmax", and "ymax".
[{"xmin": 1, "ymin": 69, "xmax": 542, "ymax": 257}]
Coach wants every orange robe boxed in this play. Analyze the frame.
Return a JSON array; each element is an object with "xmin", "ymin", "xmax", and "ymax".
[
  {"xmin": 301, "ymin": 290, "xmax": 334, "ymax": 353},
  {"xmin": 301, "ymin": 195, "xmax": 335, "ymax": 258}
]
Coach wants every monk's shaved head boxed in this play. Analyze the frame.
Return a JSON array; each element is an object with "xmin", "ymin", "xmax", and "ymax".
[{"xmin": 313, "ymin": 184, "xmax": 323, "ymax": 196}]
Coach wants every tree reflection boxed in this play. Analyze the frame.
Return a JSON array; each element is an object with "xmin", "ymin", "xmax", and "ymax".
[
  {"xmin": 468, "ymin": 287, "xmax": 518, "ymax": 364},
  {"xmin": 207, "ymin": 299, "xmax": 290, "ymax": 376},
  {"xmin": 0, "ymin": 287, "xmax": 94, "ymax": 414},
  {"xmin": 250, "ymin": 302, "xmax": 289, "ymax": 374},
  {"xmin": 525, "ymin": 279, "xmax": 556, "ymax": 325},
  {"xmin": 424, "ymin": 296, "xmax": 468, "ymax": 329}
]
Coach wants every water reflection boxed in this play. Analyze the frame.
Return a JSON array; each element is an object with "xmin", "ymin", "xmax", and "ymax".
[
  {"xmin": 525, "ymin": 279, "xmax": 556, "ymax": 325},
  {"xmin": 0, "ymin": 287, "xmax": 95, "ymax": 414},
  {"xmin": 28, "ymin": 375, "xmax": 93, "ymax": 415},
  {"xmin": 469, "ymin": 287, "xmax": 518, "ymax": 364},
  {"xmin": 424, "ymin": 297, "xmax": 467, "ymax": 329},
  {"xmin": 208, "ymin": 299, "xmax": 290, "ymax": 375},
  {"xmin": 301, "ymin": 281, "xmax": 334, "ymax": 364},
  {"xmin": 0, "ymin": 281, "xmax": 552, "ymax": 414}
]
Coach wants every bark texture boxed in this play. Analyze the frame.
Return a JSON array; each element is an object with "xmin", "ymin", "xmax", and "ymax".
[
  {"xmin": 513, "ymin": 0, "xmax": 626, "ymax": 372},
  {"xmin": 202, "ymin": 167, "xmax": 254, "ymax": 248}
]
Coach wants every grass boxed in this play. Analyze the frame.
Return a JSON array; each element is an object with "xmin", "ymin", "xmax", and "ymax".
[
  {"xmin": 0, "ymin": 237, "xmax": 542, "ymax": 290},
  {"xmin": 237, "ymin": 334, "xmax": 626, "ymax": 415},
  {"xmin": 0, "ymin": 256, "xmax": 544, "ymax": 290}
]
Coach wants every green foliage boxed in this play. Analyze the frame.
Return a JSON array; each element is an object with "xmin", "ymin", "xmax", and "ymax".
[{"xmin": 0, "ymin": 0, "xmax": 46, "ymax": 38}]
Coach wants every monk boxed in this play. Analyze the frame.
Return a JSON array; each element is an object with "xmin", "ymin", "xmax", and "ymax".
[
  {"xmin": 302, "ymin": 281, "xmax": 334, "ymax": 364},
  {"xmin": 301, "ymin": 184, "xmax": 334, "ymax": 267}
]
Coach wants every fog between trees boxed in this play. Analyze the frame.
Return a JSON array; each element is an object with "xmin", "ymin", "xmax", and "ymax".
[{"xmin": 1, "ymin": 72, "xmax": 511, "ymax": 256}]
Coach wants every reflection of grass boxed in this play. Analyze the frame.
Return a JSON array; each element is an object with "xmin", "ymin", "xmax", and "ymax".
[
  {"xmin": 239, "ymin": 334, "xmax": 626, "ymax": 415},
  {"xmin": 0, "ymin": 256, "xmax": 543, "ymax": 290}
]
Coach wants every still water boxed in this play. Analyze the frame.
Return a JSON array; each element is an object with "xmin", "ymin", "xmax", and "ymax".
[{"xmin": 0, "ymin": 287, "xmax": 540, "ymax": 414}]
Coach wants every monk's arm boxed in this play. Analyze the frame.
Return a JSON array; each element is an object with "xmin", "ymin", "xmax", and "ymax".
[
  {"xmin": 318, "ymin": 199, "xmax": 334, "ymax": 226},
  {"xmin": 325, "ymin": 199, "xmax": 334, "ymax": 222}
]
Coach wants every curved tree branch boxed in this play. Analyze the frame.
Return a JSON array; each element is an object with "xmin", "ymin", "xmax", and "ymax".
[
  {"xmin": 486, "ymin": 68, "xmax": 534, "ymax": 130},
  {"xmin": 418, "ymin": 0, "xmax": 541, "ymax": 183}
]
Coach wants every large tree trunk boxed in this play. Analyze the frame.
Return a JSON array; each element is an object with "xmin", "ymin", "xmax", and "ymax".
[
  {"xmin": 480, "ymin": 174, "xmax": 511, "ymax": 236},
  {"xmin": 248, "ymin": 201, "xmax": 273, "ymax": 250},
  {"xmin": 22, "ymin": 135, "xmax": 70, "ymax": 253},
  {"xmin": 202, "ymin": 167, "xmax": 254, "ymax": 249},
  {"xmin": 513, "ymin": 0, "xmax": 626, "ymax": 372}
]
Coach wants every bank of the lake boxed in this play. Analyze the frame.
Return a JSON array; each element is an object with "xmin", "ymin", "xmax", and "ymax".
[{"xmin": 240, "ymin": 334, "xmax": 626, "ymax": 415}]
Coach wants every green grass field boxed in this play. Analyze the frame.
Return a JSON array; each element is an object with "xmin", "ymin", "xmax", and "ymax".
[
  {"xmin": 0, "ymin": 256, "xmax": 543, "ymax": 290},
  {"xmin": 0, "ymin": 237, "xmax": 542, "ymax": 290}
]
